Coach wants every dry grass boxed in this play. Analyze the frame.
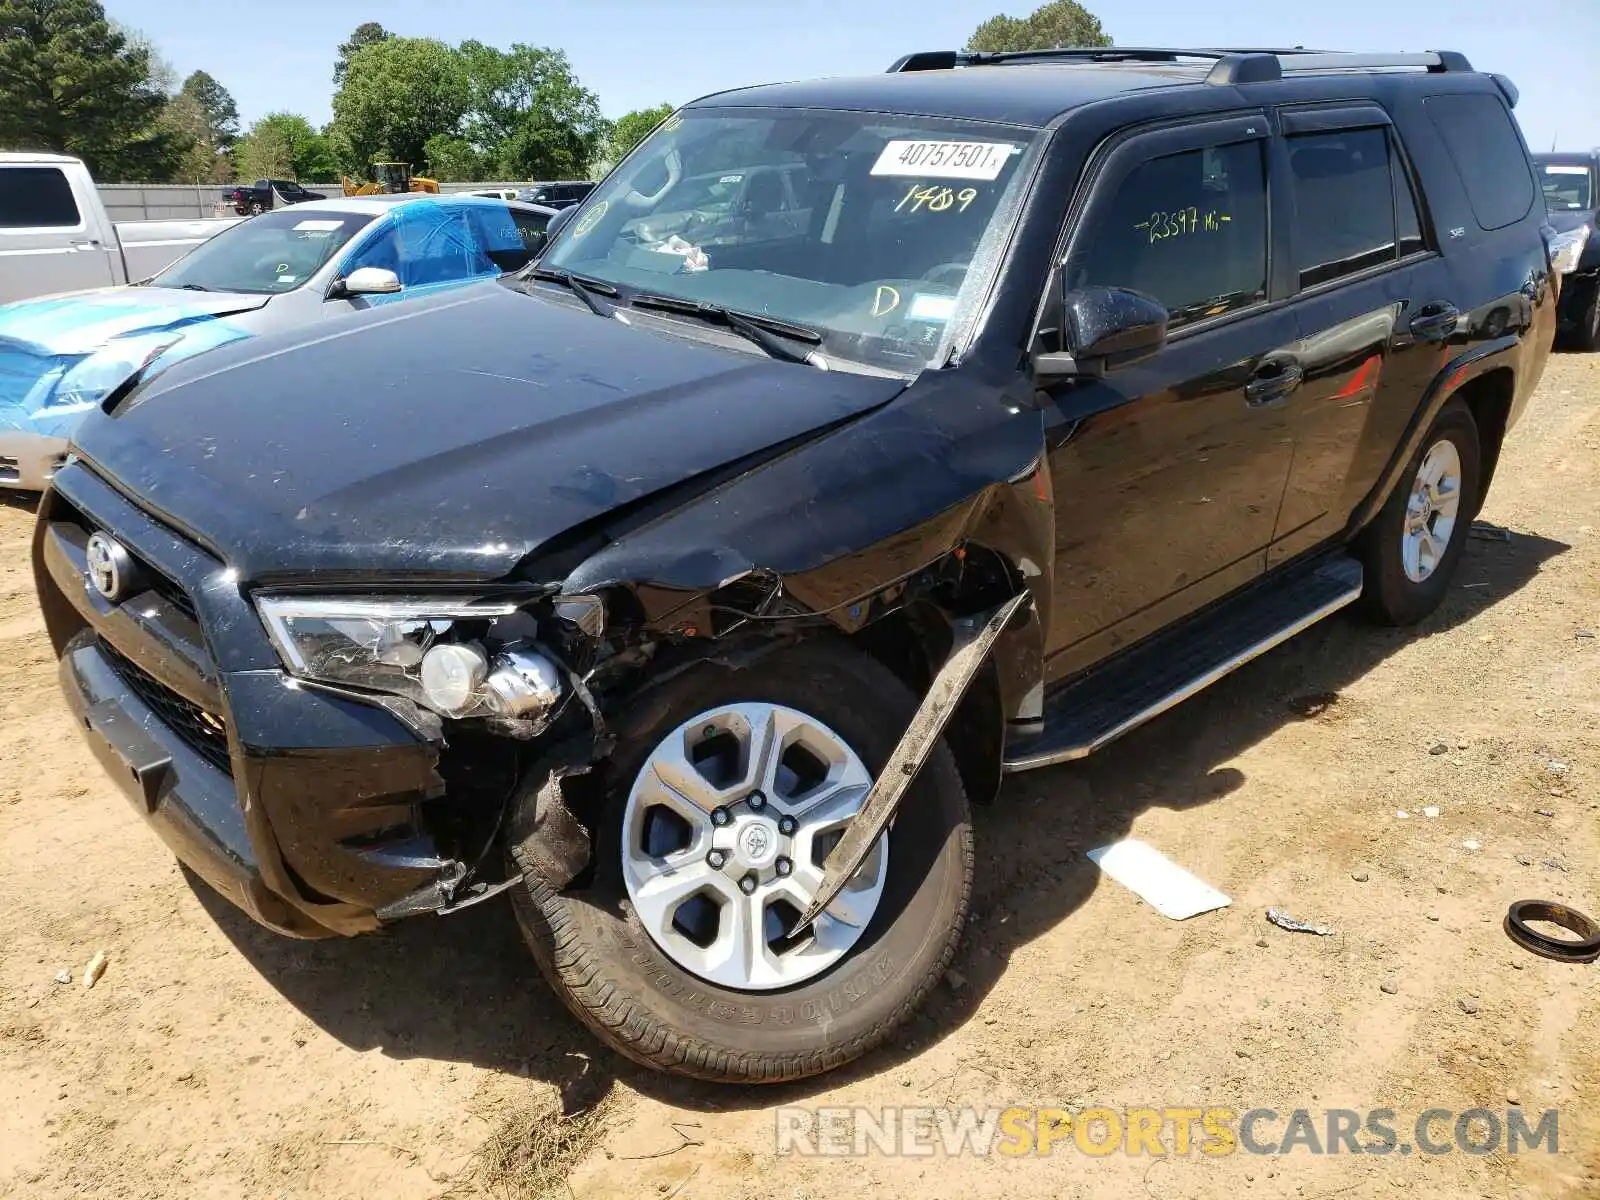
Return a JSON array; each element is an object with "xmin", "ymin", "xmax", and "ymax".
[{"xmin": 470, "ymin": 1094, "xmax": 614, "ymax": 1199}]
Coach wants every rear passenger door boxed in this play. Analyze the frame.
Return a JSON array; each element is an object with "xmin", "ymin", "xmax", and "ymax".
[
  {"xmin": 1041, "ymin": 115, "xmax": 1302, "ymax": 672},
  {"xmin": 1268, "ymin": 105, "xmax": 1447, "ymax": 565}
]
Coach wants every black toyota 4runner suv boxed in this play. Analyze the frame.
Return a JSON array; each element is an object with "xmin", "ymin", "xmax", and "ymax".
[{"xmin": 34, "ymin": 48, "xmax": 1556, "ymax": 1083}]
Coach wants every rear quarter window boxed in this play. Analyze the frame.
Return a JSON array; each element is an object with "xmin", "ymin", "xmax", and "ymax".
[
  {"xmin": 0, "ymin": 167, "xmax": 82, "ymax": 228},
  {"xmin": 1423, "ymin": 93, "xmax": 1536, "ymax": 231}
]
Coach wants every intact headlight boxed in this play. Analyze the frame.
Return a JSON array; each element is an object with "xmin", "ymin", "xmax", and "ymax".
[
  {"xmin": 256, "ymin": 596, "xmax": 562, "ymax": 721},
  {"xmin": 1547, "ymin": 224, "xmax": 1590, "ymax": 276},
  {"xmin": 48, "ymin": 332, "xmax": 180, "ymax": 412}
]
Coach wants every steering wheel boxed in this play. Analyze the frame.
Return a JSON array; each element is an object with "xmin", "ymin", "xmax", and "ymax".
[{"xmin": 921, "ymin": 261, "xmax": 969, "ymax": 287}]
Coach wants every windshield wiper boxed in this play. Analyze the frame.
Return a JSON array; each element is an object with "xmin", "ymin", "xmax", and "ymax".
[
  {"xmin": 177, "ymin": 282, "xmax": 210, "ymax": 291},
  {"xmin": 631, "ymin": 293, "xmax": 825, "ymax": 367},
  {"xmin": 528, "ymin": 266, "xmax": 617, "ymax": 318}
]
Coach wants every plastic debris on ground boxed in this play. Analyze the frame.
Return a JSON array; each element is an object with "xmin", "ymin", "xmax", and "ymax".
[
  {"xmin": 1265, "ymin": 907, "xmax": 1336, "ymax": 936},
  {"xmin": 82, "ymin": 950, "xmax": 108, "ymax": 989},
  {"xmin": 1085, "ymin": 839, "xmax": 1230, "ymax": 920}
]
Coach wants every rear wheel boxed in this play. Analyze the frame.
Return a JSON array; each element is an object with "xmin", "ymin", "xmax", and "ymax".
[
  {"xmin": 248, "ymin": 200, "xmax": 264, "ymax": 216},
  {"xmin": 1359, "ymin": 398, "xmax": 1481, "ymax": 625},
  {"xmin": 509, "ymin": 640, "xmax": 972, "ymax": 1083}
]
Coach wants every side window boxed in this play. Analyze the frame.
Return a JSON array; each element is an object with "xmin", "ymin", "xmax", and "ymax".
[
  {"xmin": 1069, "ymin": 138, "xmax": 1268, "ymax": 330},
  {"xmin": 0, "ymin": 167, "xmax": 82, "ymax": 228},
  {"xmin": 511, "ymin": 208, "xmax": 551, "ymax": 260},
  {"xmin": 1286, "ymin": 128, "xmax": 1397, "ymax": 289},
  {"xmin": 1424, "ymin": 93, "xmax": 1536, "ymax": 231},
  {"xmin": 467, "ymin": 204, "xmax": 546, "ymax": 271},
  {"xmin": 343, "ymin": 224, "xmax": 401, "ymax": 277},
  {"xmin": 1395, "ymin": 147, "xmax": 1425, "ymax": 258},
  {"xmin": 396, "ymin": 208, "xmax": 475, "ymax": 286}
]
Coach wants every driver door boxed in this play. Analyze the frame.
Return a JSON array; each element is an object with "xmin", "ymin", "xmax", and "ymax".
[{"xmin": 1040, "ymin": 115, "xmax": 1301, "ymax": 675}]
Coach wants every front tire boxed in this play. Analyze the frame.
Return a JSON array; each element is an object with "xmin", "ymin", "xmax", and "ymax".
[
  {"xmin": 509, "ymin": 640, "xmax": 973, "ymax": 1083},
  {"xmin": 1359, "ymin": 398, "xmax": 1481, "ymax": 625},
  {"xmin": 1569, "ymin": 278, "xmax": 1600, "ymax": 352}
]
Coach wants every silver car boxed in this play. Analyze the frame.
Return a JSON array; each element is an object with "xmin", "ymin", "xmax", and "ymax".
[{"xmin": 0, "ymin": 193, "xmax": 556, "ymax": 490}]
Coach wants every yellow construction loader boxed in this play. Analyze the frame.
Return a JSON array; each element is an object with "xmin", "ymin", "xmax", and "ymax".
[{"xmin": 341, "ymin": 162, "xmax": 440, "ymax": 197}]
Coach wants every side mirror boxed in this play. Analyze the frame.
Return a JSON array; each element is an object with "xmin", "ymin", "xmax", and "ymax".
[
  {"xmin": 544, "ymin": 206, "xmax": 576, "ymax": 241},
  {"xmin": 1034, "ymin": 286, "xmax": 1168, "ymax": 379},
  {"xmin": 337, "ymin": 266, "xmax": 402, "ymax": 297}
]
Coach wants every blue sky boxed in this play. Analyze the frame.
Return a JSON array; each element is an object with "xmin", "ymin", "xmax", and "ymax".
[{"xmin": 114, "ymin": 0, "xmax": 1598, "ymax": 152}]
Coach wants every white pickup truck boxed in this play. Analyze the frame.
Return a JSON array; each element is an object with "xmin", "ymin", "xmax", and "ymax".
[{"xmin": 0, "ymin": 152, "xmax": 238, "ymax": 306}]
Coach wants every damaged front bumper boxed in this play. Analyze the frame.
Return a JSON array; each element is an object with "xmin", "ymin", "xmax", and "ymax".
[
  {"xmin": 58, "ymin": 632, "xmax": 335, "ymax": 937},
  {"xmin": 35, "ymin": 465, "xmax": 481, "ymax": 939}
]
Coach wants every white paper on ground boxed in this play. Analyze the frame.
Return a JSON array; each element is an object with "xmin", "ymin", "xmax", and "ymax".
[{"xmin": 1086, "ymin": 839, "xmax": 1231, "ymax": 920}]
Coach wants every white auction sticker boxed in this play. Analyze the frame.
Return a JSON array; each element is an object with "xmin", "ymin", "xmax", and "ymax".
[
  {"xmin": 871, "ymin": 139, "xmax": 1018, "ymax": 181},
  {"xmin": 1544, "ymin": 165, "xmax": 1589, "ymax": 175},
  {"xmin": 294, "ymin": 219, "xmax": 345, "ymax": 231},
  {"xmin": 907, "ymin": 293, "xmax": 958, "ymax": 322}
]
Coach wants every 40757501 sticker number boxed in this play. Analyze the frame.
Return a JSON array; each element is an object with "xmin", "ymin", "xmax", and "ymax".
[{"xmin": 872, "ymin": 139, "xmax": 1018, "ymax": 180}]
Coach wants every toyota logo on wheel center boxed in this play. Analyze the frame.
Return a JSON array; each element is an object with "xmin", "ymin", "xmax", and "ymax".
[{"xmin": 736, "ymin": 820, "xmax": 778, "ymax": 867}]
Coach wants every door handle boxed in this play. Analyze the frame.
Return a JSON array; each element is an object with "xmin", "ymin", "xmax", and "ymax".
[
  {"xmin": 1408, "ymin": 302, "xmax": 1459, "ymax": 342},
  {"xmin": 1245, "ymin": 361, "xmax": 1304, "ymax": 407}
]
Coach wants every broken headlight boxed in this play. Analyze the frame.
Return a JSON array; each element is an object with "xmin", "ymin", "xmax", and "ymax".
[
  {"xmin": 256, "ymin": 596, "xmax": 562, "ymax": 720},
  {"xmin": 1548, "ymin": 224, "xmax": 1590, "ymax": 276}
]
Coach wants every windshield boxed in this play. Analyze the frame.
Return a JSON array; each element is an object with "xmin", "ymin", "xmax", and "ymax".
[
  {"xmin": 151, "ymin": 209, "xmax": 374, "ymax": 294},
  {"xmin": 1538, "ymin": 163, "xmax": 1594, "ymax": 211},
  {"xmin": 539, "ymin": 107, "xmax": 1042, "ymax": 371}
]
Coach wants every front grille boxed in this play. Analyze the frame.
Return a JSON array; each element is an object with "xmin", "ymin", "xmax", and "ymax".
[
  {"xmin": 98, "ymin": 639, "xmax": 233, "ymax": 776},
  {"xmin": 57, "ymin": 495, "xmax": 199, "ymax": 622},
  {"xmin": 0, "ymin": 456, "xmax": 18, "ymax": 483},
  {"xmin": 145, "ymin": 570, "xmax": 198, "ymax": 623}
]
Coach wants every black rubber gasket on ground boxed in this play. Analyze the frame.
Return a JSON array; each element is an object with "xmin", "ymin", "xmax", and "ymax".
[{"xmin": 1504, "ymin": 900, "xmax": 1600, "ymax": 963}]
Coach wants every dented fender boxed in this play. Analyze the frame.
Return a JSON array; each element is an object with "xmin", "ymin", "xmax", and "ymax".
[{"xmin": 558, "ymin": 367, "xmax": 1054, "ymax": 723}]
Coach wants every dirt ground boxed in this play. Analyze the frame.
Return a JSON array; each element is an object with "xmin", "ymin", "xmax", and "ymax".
[{"xmin": 1, "ymin": 354, "xmax": 1597, "ymax": 1200}]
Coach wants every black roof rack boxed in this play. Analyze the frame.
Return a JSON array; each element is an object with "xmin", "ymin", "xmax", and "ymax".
[{"xmin": 886, "ymin": 47, "xmax": 1475, "ymax": 86}]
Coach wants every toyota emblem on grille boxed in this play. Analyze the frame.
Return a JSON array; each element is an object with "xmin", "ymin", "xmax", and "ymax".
[{"xmin": 84, "ymin": 533, "xmax": 132, "ymax": 601}]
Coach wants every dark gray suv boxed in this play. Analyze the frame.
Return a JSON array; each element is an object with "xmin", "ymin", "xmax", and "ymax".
[{"xmin": 35, "ymin": 47, "xmax": 1555, "ymax": 1084}]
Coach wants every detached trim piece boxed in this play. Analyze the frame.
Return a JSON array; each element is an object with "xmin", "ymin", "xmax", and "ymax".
[{"xmin": 791, "ymin": 591, "xmax": 1031, "ymax": 933}]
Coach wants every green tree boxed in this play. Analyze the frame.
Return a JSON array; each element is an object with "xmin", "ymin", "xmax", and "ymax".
[
  {"xmin": 162, "ymin": 93, "xmax": 230, "ymax": 183},
  {"xmin": 423, "ymin": 132, "xmax": 485, "ymax": 182},
  {"xmin": 330, "ymin": 37, "xmax": 470, "ymax": 177},
  {"xmin": 179, "ymin": 70, "xmax": 239, "ymax": 150},
  {"xmin": 113, "ymin": 21, "xmax": 176, "ymax": 92},
  {"xmin": 608, "ymin": 103, "xmax": 674, "ymax": 163},
  {"xmin": 966, "ymin": 0, "xmax": 1111, "ymax": 53},
  {"xmin": 0, "ymin": 0, "xmax": 184, "ymax": 180},
  {"xmin": 333, "ymin": 20, "xmax": 390, "ymax": 86},
  {"xmin": 458, "ymin": 42, "xmax": 608, "ymax": 180},
  {"xmin": 236, "ymin": 112, "xmax": 338, "ymax": 182}
]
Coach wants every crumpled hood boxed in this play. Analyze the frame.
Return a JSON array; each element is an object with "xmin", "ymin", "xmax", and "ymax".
[
  {"xmin": 0, "ymin": 287, "xmax": 266, "ymax": 436},
  {"xmin": 72, "ymin": 281, "xmax": 909, "ymax": 583}
]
